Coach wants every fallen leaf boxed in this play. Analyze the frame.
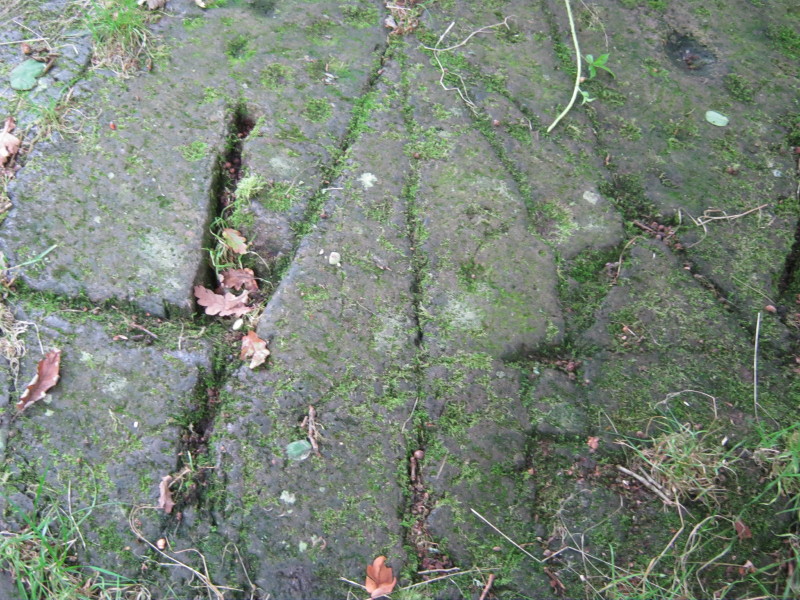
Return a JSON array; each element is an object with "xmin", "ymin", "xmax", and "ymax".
[
  {"xmin": 221, "ymin": 268, "xmax": 258, "ymax": 292},
  {"xmin": 239, "ymin": 330, "xmax": 270, "ymax": 369},
  {"xmin": 194, "ymin": 285, "xmax": 253, "ymax": 317},
  {"xmin": 738, "ymin": 559, "xmax": 756, "ymax": 575},
  {"xmin": 365, "ymin": 556, "xmax": 396, "ymax": 598},
  {"xmin": 0, "ymin": 117, "xmax": 21, "ymax": 167},
  {"xmin": 734, "ymin": 519, "xmax": 752, "ymax": 541},
  {"xmin": 16, "ymin": 349, "xmax": 61, "ymax": 411},
  {"xmin": 222, "ymin": 228, "xmax": 248, "ymax": 254},
  {"xmin": 587, "ymin": 436, "xmax": 599, "ymax": 452},
  {"xmin": 194, "ymin": 0, "xmax": 207, "ymax": 7},
  {"xmin": 158, "ymin": 475, "xmax": 175, "ymax": 514}
]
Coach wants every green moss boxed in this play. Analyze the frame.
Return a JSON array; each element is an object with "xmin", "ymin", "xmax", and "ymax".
[
  {"xmin": 599, "ymin": 173, "xmax": 655, "ymax": 221},
  {"xmin": 260, "ymin": 181, "xmax": 304, "ymax": 212},
  {"xmin": 406, "ymin": 127, "xmax": 454, "ymax": 160},
  {"xmin": 226, "ymin": 34, "xmax": 255, "ymax": 65},
  {"xmin": 767, "ymin": 25, "xmax": 800, "ymax": 60},
  {"xmin": 340, "ymin": 2, "xmax": 379, "ymax": 29},
  {"xmin": 177, "ymin": 141, "xmax": 209, "ymax": 162},
  {"xmin": 260, "ymin": 63, "xmax": 294, "ymax": 89},
  {"xmin": 724, "ymin": 73, "xmax": 755, "ymax": 103},
  {"xmin": 302, "ymin": 98, "xmax": 333, "ymax": 123}
]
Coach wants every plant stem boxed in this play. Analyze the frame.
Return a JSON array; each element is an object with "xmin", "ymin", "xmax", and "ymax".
[{"xmin": 546, "ymin": 0, "xmax": 582, "ymax": 134}]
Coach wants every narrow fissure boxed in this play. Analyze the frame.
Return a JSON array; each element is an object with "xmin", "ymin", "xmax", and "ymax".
[{"xmin": 395, "ymin": 48, "xmax": 458, "ymax": 583}]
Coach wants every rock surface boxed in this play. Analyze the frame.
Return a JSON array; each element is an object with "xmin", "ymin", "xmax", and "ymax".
[{"xmin": 0, "ymin": 0, "xmax": 798, "ymax": 598}]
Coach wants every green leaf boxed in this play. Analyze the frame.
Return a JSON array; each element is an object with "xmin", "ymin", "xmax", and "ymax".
[
  {"xmin": 705, "ymin": 110, "xmax": 729, "ymax": 127},
  {"xmin": 286, "ymin": 440, "xmax": 313, "ymax": 461},
  {"xmin": 9, "ymin": 59, "xmax": 46, "ymax": 91}
]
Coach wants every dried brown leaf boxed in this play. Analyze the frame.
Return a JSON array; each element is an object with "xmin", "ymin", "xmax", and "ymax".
[
  {"xmin": 194, "ymin": 285, "xmax": 253, "ymax": 317},
  {"xmin": 365, "ymin": 556, "xmax": 396, "ymax": 598},
  {"xmin": 158, "ymin": 475, "xmax": 175, "ymax": 514},
  {"xmin": 734, "ymin": 519, "xmax": 752, "ymax": 542},
  {"xmin": 0, "ymin": 117, "xmax": 21, "ymax": 167},
  {"xmin": 222, "ymin": 228, "xmax": 247, "ymax": 254},
  {"xmin": 239, "ymin": 330, "xmax": 270, "ymax": 369},
  {"xmin": 221, "ymin": 268, "xmax": 258, "ymax": 292},
  {"xmin": 587, "ymin": 436, "xmax": 599, "ymax": 452},
  {"xmin": 16, "ymin": 349, "xmax": 61, "ymax": 411}
]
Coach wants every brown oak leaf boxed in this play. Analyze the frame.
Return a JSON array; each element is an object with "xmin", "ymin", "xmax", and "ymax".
[
  {"xmin": 16, "ymin": 349, "xmax": 61, "ymax": 411},
  {"xmin": 158, "ymin": 475, "xmax": 175, "ymax": 514},
  {"xmin": 222, "ymin": 228, "xmax": 248, "ymax": 254},
  {"xmin": 734, "ymin": 519, "xmax": 752, "ymax": 542},
  {"xmin": 221, "ymin": 268, "xmax": 258, "ymax": 292},
  {"xmin": 194, "ymin": 285, "xmax": 253, "ymax": 317},
  {"xmin": 0, "ymin": 117, "xmax": 21, "ymax": 168},
  {"xmin": 365, "ymin": 556, "xmax": 396, "ymax": 599},
  {"xmin": 239, "ymin": 330, "xmax": 270, "ymax": 369}
]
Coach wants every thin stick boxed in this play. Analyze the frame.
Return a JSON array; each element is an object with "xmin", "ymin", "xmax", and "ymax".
[
  {"xmin": 400, "ymin": 568, "xmax": 493, "ymax": 590},
  {"xmin": 753, "ymin": 311, "xmax": 761, "ymax": 421},
  {"xmin": 128, "ymin": 506, "xmax": 230, "ymax": 600},
  {"xmin": 0, "ymin": 37, "xmax": 47, "ymax": 47},
  {"xmin": 401, "ymin": 396, "xmax": 418, "ymax": 432},
  {"xmin": 416, "ymin": 567, "xmax": 461, "ymax": 575},
  {"xmin": 423, "ymin": 18, "xmax": 513, "ymax": 111},
  {"xmin": 656, "ymin": 389, "xmax": 718, "ymax": 419},
  {"xmin": 546, "ymin": 0, "xmax": 582, "ymax": 133},
  {"xmin": 695, "ymin": 203, "xmax": 768, "ymax": 225},
  {"xmin": 471, "ymin": 508, "xmax": 541, "ymax": 563},
  {"xmin": 616, "ymin": 465, "xmax": 675, "ymax": 506},
  {"xmin": 478, "ymin": 573, "xmax": 495, "ymax": 600}
]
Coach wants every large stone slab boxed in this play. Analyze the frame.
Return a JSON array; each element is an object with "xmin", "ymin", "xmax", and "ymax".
[
  {"xmin": 0, "ymin": 304, "xmax": 210, "ymax": 579},
  {"xmin": 204, "ymin": 69, "xmax": 420, "ymax": 598}
]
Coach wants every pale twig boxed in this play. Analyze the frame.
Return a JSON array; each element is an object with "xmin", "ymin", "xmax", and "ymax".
[
  {"xmin": 546, "ymin": 0, "xmax": 582, "ymax": 133},
  {"xmin": 401, "ymin": 396, "xmax": 418, "ymax": 432},
  {"xmin": 400, "ymin": 568, "xmax": 494, "ymax": 591},
  {"xmin": 423, "ymin": 18, "xmax": 513, "ymax": 112},
  {"xmin": 612, "ymin": 236, "xmax": 642, "ymax": 283},
  {"xmin": 478, "ymin": 573, "xmax": 495, "ymax": 600},
  {"xmin": 616, "ymin": 465, "xmax": 675, "ymax": 506},
  {"xmin": 753, "ymin": 311, "xmax": 761, "ymax": 421},
  {"xmin": 471, "ymin": 508, "xmax": 541, "ymax": 563},
  {"xmin": 0, "ymin": 37, "xmax": 47, "ymax": 47},
  {"xmin": 694, "ymin": 203, "xmax": 769, "ymax": 225},
  {"xmin": 128, "ymin": 506, "xmax": 231, "ymax": 600},
  {"xmin": 656, "ymin": 389, "xmax": 718, "ymax": 419},
  {"xmin": 731, "ymin": 276, "xmax": 776, "ymax": 306},
  {"xmin": 416, "ymin": 567, "xmax": 460, "ymax": 575}
]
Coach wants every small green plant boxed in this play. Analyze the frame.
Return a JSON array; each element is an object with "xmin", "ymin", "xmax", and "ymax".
[
  {"xmin": 584, "ymin": 53, "xmax": 615, "ymax": 79},
  {"xmin": 302, "ymin": 98, "xmax": 333, "ymax": 123},
  {"xmin": 579, "ymin": 53, "xmax": 615, "ymax": 104},
  {"xmin": 0, "ymin": 486, "xmax": 143, "ymax": 599},
  {"xmin": 177, "ymin": 141, "xmax": 209, "ymax": 162},
  {"xmin": 85, "ymin": 0, "xmax": 157, "ymax": 75}
]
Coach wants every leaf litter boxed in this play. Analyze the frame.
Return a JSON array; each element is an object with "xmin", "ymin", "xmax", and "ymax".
[
  {"xmin": 16, "ymin": 349, "xmax": 61, "ymax": 412},
  {"xmin": 239, "ymin": 330, "xmax": 269, "ymax": 368},
  {"xmin": 0, "ymin": 117, "xmax": 21, "ymax": 175},
  {"xmin": 194, "ymin": 285, "xmax": 253, "ymax": 317},
  {"xmin": 365, "ymin": 556, "xmax": 397, "ymax": 598}
]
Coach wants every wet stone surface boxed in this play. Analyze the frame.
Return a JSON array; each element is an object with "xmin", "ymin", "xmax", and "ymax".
[{"xmin": 0, "ymin": 0, "xmax": 799, "ymax": 599}]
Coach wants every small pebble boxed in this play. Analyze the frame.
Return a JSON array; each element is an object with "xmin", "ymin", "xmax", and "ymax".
[{"xmin": 328, "ymin": 252, "xmax": 341, "ymax": 266}]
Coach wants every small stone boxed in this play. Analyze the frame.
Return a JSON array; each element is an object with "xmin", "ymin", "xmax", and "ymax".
[
  {"xmin": 328, "ymin": 252, "xmax": 341, "ymax": 266},
  {"xmin": 156, "ymin": 538, "xmax": 167, "ymax": 550},
  {"xmin": 232, "ymin": 318, "xmax": 244, "ymax": 331}
]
